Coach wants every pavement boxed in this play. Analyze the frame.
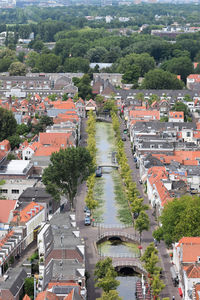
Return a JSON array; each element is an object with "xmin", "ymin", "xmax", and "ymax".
[{"xmin": 76, "ymin": 118, "xmax": 180, "ymax": 300}]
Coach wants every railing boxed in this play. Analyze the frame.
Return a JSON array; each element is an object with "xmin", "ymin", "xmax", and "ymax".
[
  {"xmin": 112, "ymin": 260, "xmax": 147, "ymax": 273},
  {"xmin": 97, "ymin": 231, "xmax": 139, "ymax": 243},
  {"xmin": 93, "ymin": 223, "xmax": 133, "ymax": 228},
  {"xmin": 98, "ymin": 252, "xmax": 140, "ymax": 258}
]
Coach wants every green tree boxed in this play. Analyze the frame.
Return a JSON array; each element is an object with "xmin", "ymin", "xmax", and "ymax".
[
  {"xmin": 36, "ymin": 54, "xmax": 61, "ymax": 72},
  {"xmin": 141, "ymin": 69, "xmax": 184, "ymax": 90},
  {"xmin": 122, "ymin": 65, "xmax": 140, "ymax": 85},
  {"xmin": 144, "ymin": 251, "xmax": 161, "ymax": 275},
  {"xmin": 0, "ymin": 107, "xmax": 17, "ymax": 141},
  {"xmin": 151, "ymin": 274, "xmax": 165, "ymax": 299},
  {"xmin": 8, "ymin": 61, "xmax": 26, "ymax": 76},
  {"xmin": 75, "ymin": 74, "xmax": 92, "ymax": 100},
  {"xmin": 153, "ymin": 195, "xmax": 200, "ymax": 246},
  {"xmin": 16, "ymin": 123, "xmax": 29, "ymax": 136},
  {"xmin": 39, "ymin": 115, "xmax": 53, "ymax": 127},
  {"xmin": 160, "ymin": 56, "xmax": 193, "ymax": 83},
  {"xmin": 26, "ymin": 51, "xmax": 40, "ymax": 68},
  {"xmin": 141, "ymin": 242, "xmax": 158, "ymax": 264},
  {"xmin": 94, "ymin": 258, "xmax": 117, "ymax": 281},
  {"xmin": 42, "ymin": 147, "xmax": 93, "ymax": 208},
  {"xmin": 96, "ymin": 269, "xmax": 120, "ymax": 293},
  {"xmin": 135, "ymin": 211, "xmax": 150, "ymax": 243},
  {"xmin": 64, "ymin": 57, "xmax": 90, "ymax": 73},
  {"xmin": 24, "ymin": 277, "xmax": 34, "ymax": 299},
  {"xmin": 97, "ymin": 290, "xmax": 122, "ymax": 300},
  {"xmin": 85, "ymin": 46, "xmax": 108, "ymax": 62},
  {"xmin": 8, "ymin": 135, "xmax": 22, "ymax": 149}
]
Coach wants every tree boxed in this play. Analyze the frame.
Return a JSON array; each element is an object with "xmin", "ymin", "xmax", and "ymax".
[
  {"xmin": 141, "ymin": 69, "xmax": 184, "ymax": 90},
  {"xmin": 39, "ymin": 115, "xmax": 53, "ymax": 127},
  {"xmin": 36, "ymin": 54, "xmax": 61, "ymax": 72},
  {"xmin": 94, "ymin": 258, "xmax": 117, "ymax": 281},
  {"xmin": 75, "ymin": 74, "xmax": 92, "ymax": 100},
  {"xmin": 151, "ymin": 274, "xmax": 165, "ymax": 299},
  {"xmin": 135, "ymin": 211, "xmax": 150, "ymax": 243},
  {"xmin": 16, "ymin": 123, "xmax": 29, "ymax": 136},
  {"xmin": 8, "ymin": 135, "xmax": 22, "ymax": 149},
  {"xmin": 24, "ymin": 277, "xmax": 34, "ymax": 299},
  {"xmin": 144, "ymin": 251, "xmax": 161, "ymax": 275},
  {"xmin": 42, "ymin": 147, "xmax": 93, "ymax": 208},
  {"xmin": 95, "ymin": 269, "xmax": 120, "ymax": 293},
  {"xmin": 26, "ymin": 51, "xmax": 40, "ymax": 68},
  {"xmin": 85, "ymin": 46, "xmax": 108, "ymax": 62},
  {"xmin": 153, "ymin": 195, "xmax": 200, "ymax": 246},
  {"xmin": 0, "ymin": 107, "xmax": 17, "ymax": 141},
  {"xmin": 141, "ymin": 242, "xmax": 158, "ymax": 264},
  {"xmin": 97, "ymin": 290, "xmax": 122, "ymax": 300},
  {"xmin": 64, "ymin": 57, "xmax": 90, "ymax": 73},
  {"xmin": 122, "ymin": 65, "xmax": 140, "ymax": 85},
  {"xmin": 160, "ymin": 56, "xmax": 193, "ymax": 83},
  {"xmin": 8, "ymin": 61, "xmax": 26, "ymax": 76}
]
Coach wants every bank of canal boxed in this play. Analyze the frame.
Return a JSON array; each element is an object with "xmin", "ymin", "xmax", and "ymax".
[{"xmin": 93, "ymin": 122, "xmax": 140, "ymax": 300}]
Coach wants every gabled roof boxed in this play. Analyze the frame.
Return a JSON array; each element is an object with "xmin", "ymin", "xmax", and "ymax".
[
  {"xmin": 36, "ymin": 291, "xmax": 59, "ymax": 300},
  {"xmin": 34, "ymin": 146, "xmax": 60, "ymax": 157},
  {"xmin": 23, "ymin": 295, "xmax": 31, "ymax": 300},
  {"xmin": 169, "ymin": 111, "xmax": 184, "ymax": 119},
  {"xmin": 182, "ymin": 243, "xmax": 200, "ymax": 263},
  {"xmin": 186, "ymin": 264, "xmax": 200, "ymax": 278},
  {"xmin": 39, "ymin": 132, "xmax": 72, "ymax": 147},
  {"xmin": 11, "ymin": 202, "xmax": 44, "ymax": 224}
]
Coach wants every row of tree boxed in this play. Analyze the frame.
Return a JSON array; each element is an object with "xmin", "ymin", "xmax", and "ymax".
[
  {"xmin": 111, "ymin": 110, "xmax": 150, "ymax": 243},
  {"xmin": 85, "ymin": 111, "xmax": 98, "ymax": 212},
  {"xmin": 141, "ymin": 243, "xmax": 165, "ymax": 299}
]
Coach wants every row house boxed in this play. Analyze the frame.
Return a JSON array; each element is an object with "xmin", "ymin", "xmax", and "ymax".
[
  {"xmin": 37, "ymin": 212, "xmax": 86, "ymax": 299},
  {"xmin": 187, "ymin": 74, "xmax": 200, "ymax": 90},
  {"xmin": 0, "ymin": 140, "xmax": 11, "ymax": 164},
  {"xmin": 173, "ymin": 237, "xmax": 200, "ymax": 300},
  {"xmin": 10, "ymin": 201, "xmax": 45, "ymax": 248}
]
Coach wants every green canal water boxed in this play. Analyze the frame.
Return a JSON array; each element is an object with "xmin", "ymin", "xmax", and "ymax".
[{"xmin": 94, "ymin": 122, "xmax": 140, "ymax": 300}]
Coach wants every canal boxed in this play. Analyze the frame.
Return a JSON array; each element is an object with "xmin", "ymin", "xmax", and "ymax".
[{"xmin": 93, "ymin": 122, "xmax": 140, "ymax": 300}]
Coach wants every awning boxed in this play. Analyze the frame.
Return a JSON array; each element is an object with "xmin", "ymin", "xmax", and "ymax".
[
  {"xmin": 178, "ymin": 287, "xmax": 183, "ymax": 297},
  {"xmin": 170, "ymin": 266, "xmax": 178, "ymax": 280}
]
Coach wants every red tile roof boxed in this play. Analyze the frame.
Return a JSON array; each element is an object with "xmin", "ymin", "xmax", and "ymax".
[
  {"xmin": 129, "ymin": 110, "xmax": 160, "ymax": 120},
  {"xmin": 182, "ymin": 244, "xmax": 200, "ymax": 263},
  {"xmin": 39, "ymin": 132, "xmax": 72, "ymax": 147},
  {"xmin": 186, "ymin": 264, "xmax": 200, "ymax": 278},
  {"xmin": 0, "ymin": 200, "xmax": 17, "ymax": 223},
  {"xmin": 12, "ymin": 202, "xmax": 44, "ymax": 224},
  {"xmin": 34, "ymin": 146, "xmax": 60, "ymax": 157},
  {"xmin": 36, "ymin": 291, "xmax": 59, "ymax": 300},
  {"xmin": 169, "ymin": 111, "xmax": 184, "ymax": 119}
]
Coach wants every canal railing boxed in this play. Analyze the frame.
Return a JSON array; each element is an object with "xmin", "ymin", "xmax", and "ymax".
[
  {"xmin": 112, "ymin": 260, "xmax": 147, "ymax": 274},
  {"xmin": 93, "ymin": 223, "xmax": 133, "ymax": 228},
  {"xmin": 98, "ymin": 252, "xmax": 140, "ymax": 258},
  {"xmin": 96, "ymin": 231, "xmax": 140, "ymax": 244}
]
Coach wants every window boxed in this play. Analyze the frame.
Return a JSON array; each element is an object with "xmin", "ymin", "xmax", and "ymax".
[
  {"xmin": 12, "ymin": 190, "xmax": 19, "ymax": 194},
  {"xmin": 0, "ymin": 189, "xmax": 8, "ymax": 193},
  {"xmin": 187, "ymin": 132, "xmax": 191, "ymax": 137}
]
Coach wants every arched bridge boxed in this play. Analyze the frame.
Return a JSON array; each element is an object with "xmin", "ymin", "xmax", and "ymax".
[
  {"xmin": 96, "ymin": 231, "xmax": 140, "ymax": 244},
  {"xmin": 98, "ymin": 164, "xmax": 119, "ymax": 169},
  {"xmin": 113, "ymin": 259, "xmax": 147, "ymax": 275},
  {"xmin": 96, "ymin": 117, "xmax": 112, "ymax": 123}
]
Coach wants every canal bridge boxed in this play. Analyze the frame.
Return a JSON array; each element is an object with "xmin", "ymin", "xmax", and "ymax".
[
  {"xmin": 96, "ymin": 231, "xmax": 140, "ymax": 244},
  {"xmin": 96, "ymin": 117, "xmax": 112, "ymax": 123},
  {"xmin": 98, "ymin": 164, "xmax": 119, "ymax": 169},
  {"xmin": 112, "ymin": 259, "xmax": 147, "ymax": 275}
]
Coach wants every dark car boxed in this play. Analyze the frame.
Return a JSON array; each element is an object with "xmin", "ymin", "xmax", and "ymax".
[{"xmin": 122, "ymin": 136, "xmax": 126, "ymax": 141}]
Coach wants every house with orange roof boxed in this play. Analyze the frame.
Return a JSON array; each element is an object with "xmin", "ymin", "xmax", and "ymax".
[
  {"xmin": 0, "ymin": 200, "xmax": 17, "ymax": 234},
  {"xmin": 11, "ymin": 201, "xmax": 45, "ymax": 247},
  {"xmin": 0, "ymin": 140, "xmax": 11, "ymax": 163},
  {"xmin": 35, "ymin": 291, "xmax": 59, "ymax": 300},
  {"xmin": 46, "ymin": 282, "xmax": 83, "ymax": 299},
  {"xmin": 146, "ymin": 166, "xmax": 173, "ymax": 214},
  {"xmin": 35, "ymin": 102, "xmax": 46, "ymax": 116},
  {"xmin": 187, "ymin": 74, "xmax": 200, "ymax": 90},
  {"xmin": 168, "ymin": 111, "xmax": 184, "ymax": 123},
  {"xmin": 173, "ymin": 237, "xmax": 200, "ymax": 299},
  {"xmin": 85, "ymin": 99, "xmax": 96, "ymax": 115},
  {"xmin": 75, "ymin": 98, "xmax": 85, "ymax": 118}
]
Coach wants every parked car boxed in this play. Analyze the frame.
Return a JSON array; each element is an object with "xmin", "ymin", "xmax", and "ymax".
[
  {"xmin": 122, "ymin": 136, "xmax": 126, "ymax": 141},
  {"xmin": 84, "ymin": 206, "xmax": 89, "ymax": 212},
  {"xmin": 85, "ymin": 209, "xmax": 91, "ymax": 217},
  {"xmin": 84, "ymin": 216, "xmax": 91, "ymax": 226},
  {"xmin": 139, "ymin": 180, "xmax": 142, "ymax": 184},
  {"xmin": 96, "ymin": 166, "xmax": 102, "ymax": 177}
]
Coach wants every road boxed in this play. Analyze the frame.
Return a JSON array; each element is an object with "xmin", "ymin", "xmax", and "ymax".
[{"xmin": 122, "ymin": 127, "xmax": 180, "ymax": 299}]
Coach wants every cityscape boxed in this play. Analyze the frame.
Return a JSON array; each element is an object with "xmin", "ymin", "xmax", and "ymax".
[{"xmin": 0, "ymin": 2, "xmax": 200, "ymax": 300}]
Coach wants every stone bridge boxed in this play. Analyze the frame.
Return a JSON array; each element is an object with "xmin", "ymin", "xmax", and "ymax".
[
  {"xmin": 96, "ymin": 117, "xmax": 112, "ymax": 123},
  {"xmin": 98, "ymin": 164, "xmax": 119, "ymax": 169},
  {"xmin": 96, "ymin": 231, "xmax": 140, "ymax": 244},
  {"xmin": 112, "ymin": 259, "xmax": 147, "ymax": 275}
]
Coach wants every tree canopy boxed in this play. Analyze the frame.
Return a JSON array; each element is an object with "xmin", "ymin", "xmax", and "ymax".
[
  {"xmin": 153, "ymin": 195, "xmax": 200, "ymax": 246},
  {"xmin": 0, "ymin": 107, "xmax": 17, "ymax": 141},
  {"xmin": 42, "ymin": 147, "xmax": 94, "ymax": 208}
]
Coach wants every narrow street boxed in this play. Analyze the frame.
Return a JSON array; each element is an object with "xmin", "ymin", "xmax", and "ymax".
[{"xmin": 122, "ymin": 131, "xmax": 180, "ymax": 299}]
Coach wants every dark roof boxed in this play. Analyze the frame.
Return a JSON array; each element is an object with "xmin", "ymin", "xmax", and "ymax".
[
  {"xmin": 144, "ymin": 154, "xmax": 164, "ymax": 169},
  {"xmin": 172, "ymin": 180, "xmax": 187, "ymax": 190},
  {"xmin": 19, "ymin": 187, "xmax": 52, "ymax": 202},
  {"xmin": 0, "ymin": 267, "xmax": 27, "ymax": 296}
]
